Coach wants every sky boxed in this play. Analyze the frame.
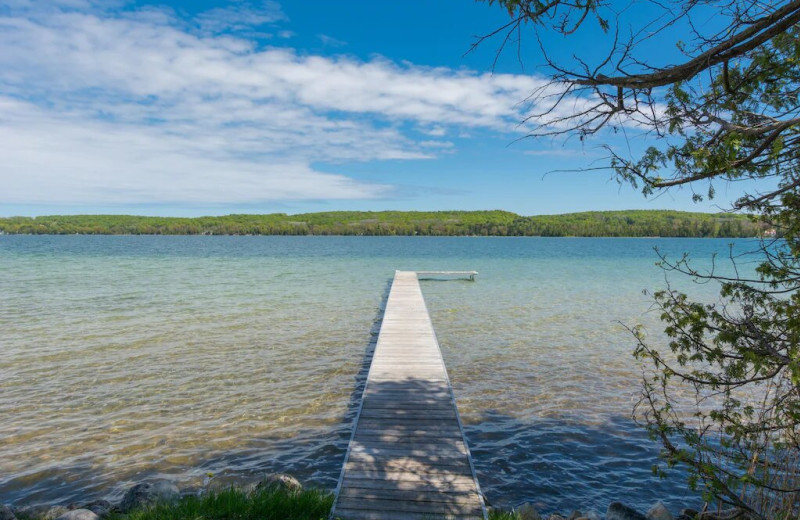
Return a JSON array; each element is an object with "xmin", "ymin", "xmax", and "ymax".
[{"xmin": 0, "ymin": 0, "xmax": 757, "ymax": 217}]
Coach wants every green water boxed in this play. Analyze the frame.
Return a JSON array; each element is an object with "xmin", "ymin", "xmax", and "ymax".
[{"xmin": 0, "ymin": 236, "xmax": 761, "ymax": 513}]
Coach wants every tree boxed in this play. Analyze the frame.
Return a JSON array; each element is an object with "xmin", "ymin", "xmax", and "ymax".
[{"xmin": 477, "ymin": 1, "xmax": 800, "ymax": 518}]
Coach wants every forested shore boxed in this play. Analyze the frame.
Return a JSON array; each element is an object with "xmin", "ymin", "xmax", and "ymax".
[{"xmin": 0, "ymin": 210, "xmax": 766, "ymax": 237}]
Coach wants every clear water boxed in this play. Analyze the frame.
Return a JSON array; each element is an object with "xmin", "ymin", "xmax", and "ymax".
[{"xmin": 0, "ymin": 236, "xmax": 762, "ymax": 513}]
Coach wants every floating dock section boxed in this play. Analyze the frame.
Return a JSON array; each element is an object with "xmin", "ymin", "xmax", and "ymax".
[{"xmin": 331, "ymin": 271, "xmax": 486, "ymax": 520}]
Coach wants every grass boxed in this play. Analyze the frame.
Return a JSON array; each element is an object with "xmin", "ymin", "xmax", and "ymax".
[
  {"xmin": 114, "ymin": 486, "xmax": 334, "ymax": 520},
  {"xmin": 106, "ymin": 485, "xmax": 532, "ymax": 520}
]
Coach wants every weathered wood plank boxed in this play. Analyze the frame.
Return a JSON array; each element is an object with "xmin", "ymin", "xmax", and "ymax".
[
  {"xmin": 334, "ymin": 508, "xmax": 480, "ymax": 520},
  {"xmin": 342, "ymin": 476, "xmax": 477, "ymax": 492},
  {"xmin": 358, "ymin": 408, "xmax": 457, "ymax": 420},
  {"xmin": 339, "ymin": 487, "xmax": 481, "ymax": 504},
  {"xmin": 331, "ymin": 271, "xmax": 486, "ymax": 520},
  {"xmin": 342, "ymin": 470, "xmax": 477, "ymax": 485},
  {"xmin": 336, "ymin": 497, "xmax": 483, "ymax": 516},
  {"xmin": 345, "ymin": 452, "xmax": 471, "ymax": 470},
  {"xmin": 349, "ymin": 444, "xmax": 467, "ymax": 459}
]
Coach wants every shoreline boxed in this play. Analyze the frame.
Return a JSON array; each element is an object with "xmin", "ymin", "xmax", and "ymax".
[{"xmin": 2, "ymin": 472, "xmax": 716, "ymax": 520}]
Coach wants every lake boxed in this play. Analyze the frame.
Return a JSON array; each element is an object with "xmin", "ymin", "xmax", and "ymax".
[{"xmin": 0, "ymin": 236, "xmax": 762, "ymax": 513}]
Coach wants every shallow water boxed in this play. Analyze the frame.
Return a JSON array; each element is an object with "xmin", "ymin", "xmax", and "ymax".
[{"xmin": 0, "ymin": 236, "xmax": 762, "ymax": 513}]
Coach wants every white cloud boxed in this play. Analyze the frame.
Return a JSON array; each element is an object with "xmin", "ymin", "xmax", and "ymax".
[{"xmin": 0, "ymin": 2, "xmax": 548, "ymax": 206}]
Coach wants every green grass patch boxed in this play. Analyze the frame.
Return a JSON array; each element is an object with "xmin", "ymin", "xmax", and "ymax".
[{"xmin": 115, "ymin": 486, "xmax": 334, "ymax": 520}]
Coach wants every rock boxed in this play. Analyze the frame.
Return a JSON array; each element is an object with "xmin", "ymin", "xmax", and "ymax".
[
  {"xmin": 568, "ymin": 511, "xmax": 583, "ymax": 520},
  {"xmin": 206, "ymin": 474, "xmax": 263, "ymax": 493},
  {"xmin": 119, "ymin": 481, "xmax": 180, "ymax": 513},
  {"xmin": 255, "ymin": 474, "xmax": 302, "ymax": 494},
  {"xmin": 697, "ymin": 509, "xmax": 746, "ymax": 520},
  {"xmin": 43, "ymin": 507, "xmax": 69, "ymax": 520},
  {"xmin": 681, "ymin": 509, "xmax": 699, "ymax": 519},
  {"xmin": 54, "ymin": 510, "xmax": 99, "ymax": 520},
  {"xmin": 516, "ymin": 503, "xmax": 542, "ymax": 520},
  {"xmin": 12, "ymin": 505, "xmax": 50, "ymax": 520},
  {"xmin": 81, "ymin": 501, "xmax": 112, "ymax": 518},
  {"xmin": 607, "ymin": 502, "xmax": 648, "ymax": 520},
  {"xmin": 584, "ymin": 510, "xmax": 602, "ymax": 520},
  {"xmin": 547, "ymin": 515, "xmax": 567, "ymax": 520},
  {"xmin": 647, "ymin": 502, "xmax": 674, "ymax": 520},
  {"xmin": 1, "ymin": 505, "xmax": 17, "ymax": 520}
]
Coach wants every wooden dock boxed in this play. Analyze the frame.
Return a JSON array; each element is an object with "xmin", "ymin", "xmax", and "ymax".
[
  {"xmin": 331, "ymin": 271, "xmax": 486, "ymax": 520},
  {"xmin": 416, "ymin": 271, "xmax": 478, "ymax": 281}
]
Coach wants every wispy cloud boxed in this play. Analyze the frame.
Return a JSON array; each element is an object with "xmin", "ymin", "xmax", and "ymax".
[
  {"xmin": 194, "ymin": 0, "xmax": 285, "ymax": 35},
  {"xmin": 318, "ymin": 33, "xmax": 346, "ymax": 47},
  {"xmin": 0, "ymin": 1, "xmax": 547, "ymax": 207}
]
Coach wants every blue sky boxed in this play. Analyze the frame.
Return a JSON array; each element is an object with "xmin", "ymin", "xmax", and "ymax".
[{"xmin": 0, "ymin": 0, "xmax": 754, "ymax": 216}]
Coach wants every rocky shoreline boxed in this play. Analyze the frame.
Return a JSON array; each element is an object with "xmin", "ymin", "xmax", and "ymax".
[
  {"xmin": 501, "ymin": 500, "xmax": 745, "ymax": 520},
  {"xmin": 1, "ymin": 474, "xmax": 744, "ymax": 520},
  {"xmin": 0, "ymin": 474, "xmax": 302, "ymax": 520}
]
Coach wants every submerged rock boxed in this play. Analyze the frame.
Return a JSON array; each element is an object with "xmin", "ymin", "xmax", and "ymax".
[
  {"xmin": 119, "ymin": 481, "xmax": 180, "ymax": 513},
  {"xmin": 607, "ymin": 502, "xmax": 648, "ymax": 520},
  {"xmin": 1, "ymin": 505, "xmax": 17, "ymax": 520},
  {"xmin": 516, "ymin": 503, "xmax": 542, "ymax": 520},
  {"xmin": 54, "ymin": 510, "xmax": 98, "ymax": 520},
  {"xmin": 647, "ymin": 502, "xmax": 674, "ymax": 520},
  {"xmin": 255, "ymin": 474, "xmax": 302, "ymax": 493},
  {"xmin": 583, "ymin": 510, "xmax": 602, "ymax": 520}
]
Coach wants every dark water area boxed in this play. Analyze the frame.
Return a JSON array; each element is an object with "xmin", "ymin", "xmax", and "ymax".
[{"xmin": 0, "ymin": 236, "xmax": 763, "ymax": 513}]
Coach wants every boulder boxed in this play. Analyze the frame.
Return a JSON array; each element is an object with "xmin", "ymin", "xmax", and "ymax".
[
  {"xmin": 54, "ymin": 510, "xmax": 99, "ymax": 520},
  {"xmin": 516, "ymin": 503, "xmax": 542, "ymax": 520},
  {"xmin": 568, "ymin": 511, "xmax": 583, "ymax": 520},
  {"xmin": 697, "ymin": 509, "xmax": 746, "ymax": 520},
  {"xmin": 43, "ymin": 507, "xmax": 69, "ymax": 520},
  {"xmin": 647, "ymin": 502, "xmax": 674, "ymax": 520},
  {"xmin": 1, "ymin": 505, "xmax": 17, "ymax": 520},
  {"xmin": 255, "ymin": 474, "xmax": 302, "ymax": 494},
  {"xmin": 119, "ymin": 481, "xmax": 180, "ymax": 513},
  {"xmin": 12, "ymin": 505, "xmax": 50, "ymax": 520},
  {"xmin": 206, "ymin": 474, "xmax": 262, "ymax": 493},
  {"xmin": 607, "ymin": 502, "xmax": 648, "ymax": 520},
  {"xmin": 681, "ymin": 509, "xmax": 700, "ymax": 519},
  {"xmin": 547, "ymin": 515, "xmax": 567, "ymax": 520},
  {"xmin": 81, "ymin": 501, "xmax": 112, "ymax": 518}
]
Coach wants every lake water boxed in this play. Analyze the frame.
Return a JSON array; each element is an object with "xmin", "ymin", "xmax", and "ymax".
[{"xmin": 0, "ymin": 236, "xmax": 762, "ymax": 514}]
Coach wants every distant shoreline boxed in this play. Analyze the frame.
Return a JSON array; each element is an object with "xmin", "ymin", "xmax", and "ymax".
[{"xmin": 0, "ymin": 209, "xmax": 768, "ymax": 238}]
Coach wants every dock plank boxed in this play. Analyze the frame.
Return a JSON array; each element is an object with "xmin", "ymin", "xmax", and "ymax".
[{"xmin": 331, "ymin": 271, "xmax": 486, "ymax": 520}]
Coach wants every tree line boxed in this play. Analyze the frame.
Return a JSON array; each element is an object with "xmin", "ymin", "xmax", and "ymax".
[{"xmin": 0, "ymin": 210, "xmax": 766, "ymax": 237}]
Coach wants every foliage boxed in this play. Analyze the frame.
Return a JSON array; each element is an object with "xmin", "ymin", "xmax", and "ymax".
[
  {"xmin": 113, "ymin": 486, "xmax": 333, "ymax": 520},
  {"xmin": 0, "ymin": 210, "xmax": 764, "ymax": 237},
  {"xmin": 478, "ymin": 1, "xmax": 800, "ymax": 518}
]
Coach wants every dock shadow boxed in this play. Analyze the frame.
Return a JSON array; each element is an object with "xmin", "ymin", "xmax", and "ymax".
[{"xmin": 333, "ymin": 376, "xmax": 486, "ymax": 519}]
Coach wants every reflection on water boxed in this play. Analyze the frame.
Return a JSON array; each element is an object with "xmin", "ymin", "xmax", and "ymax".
[{"xmin": 0, "ymin": 236, "xmax": 760, "ymax": 512}]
